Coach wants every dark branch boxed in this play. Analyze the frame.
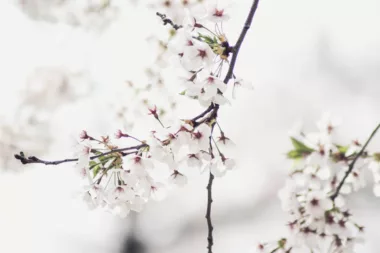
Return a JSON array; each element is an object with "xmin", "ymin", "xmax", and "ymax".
[
  {"xmin": 206, "ymin": 123, "xmax": 216, "ymax": 253},
  {"xmin": 206, "ymin": 171, "xmax": 215, "ymax": 253},
  {"xmin": 192, "ymin": 104, "xmax": 215, "ymax": 123},
  {"xmin": 14, "ymin": 144, "xmax": 147, "ymax": 166},
  {"xmin": 192, "ymin": 104, "xmax": 220, "ymax": 128},
  {"xmin": 203, "ymin": 2, "xmax": 261, "ymax": 252},
  {"xmin": 331, "ymin": 123, "xmax": 380, "ymax": 200},
  {"xmin": 224, "ymin": 0, "xmax": 260, "ymax": 84},
  {"xmin": 156, "ymin": 12, "xmax": 183, "ymax": 30}
]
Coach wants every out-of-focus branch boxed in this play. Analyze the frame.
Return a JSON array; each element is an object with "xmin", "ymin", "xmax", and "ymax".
[
  {"xmin": 331, "ymin": 123, "xmax": 380, "ymax": 200},
  {"xmin": 156, "ymin": 12, "xmax": 183, "ymax": 30}
]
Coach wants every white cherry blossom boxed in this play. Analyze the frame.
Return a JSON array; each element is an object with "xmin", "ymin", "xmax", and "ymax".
[
  {"xmin": 182, "ymin": 40, "xmax": 215, "ymax": 71},
  {"xmin": 206, "ymin": 3, "xmax": 230, "ymax": 23}
]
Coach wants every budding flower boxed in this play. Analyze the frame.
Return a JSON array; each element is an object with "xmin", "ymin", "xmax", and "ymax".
[
  {"xmin": 148, "ymin": 105, "xmax": 159, "ymax": 119},
  {"xmin": 101, "ymin": 136, "xmax": 110, "ymax": 144},
  {"xmin": 170, "ymin": 170, "xmax": 188, "ymax": 186},
  {"xmin": 115, "ymin": 129, "xmax": 129, "ymax": 139},
  {"xmin": 79, "ymin": 130, "xmax": 89, "ymax": 140},
  {"xmin": 217, "ymin": 133, "xmax": 235, "ymax": 148},
  {"xmin": 207, "ymin": 3, "xmax": 230, "ymax": 23}
]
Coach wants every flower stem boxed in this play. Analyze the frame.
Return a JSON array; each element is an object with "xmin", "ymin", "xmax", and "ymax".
[{"xmin": 14, "ymin": 144, "xmax": 147, "ymax": 166}]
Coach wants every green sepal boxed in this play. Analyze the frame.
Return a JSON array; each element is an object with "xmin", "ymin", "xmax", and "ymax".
[
  {"xmin": 287, "ymin": 150, "xmax": 303, "ymax": 159},
  {"xmin": 93, "ymin": 165, "xmax": 102, "ymax": 177},
  {"xmin": 374, "ymin": 152, "xmax": 380, "ymax": 162},
  {"xmin": 287, "ymin": 137, "xmax": 314, "ymax": 159},
  {"xmin": 290, "ymin": 137, "xmax": 314, "ymax": 152},
  {"xmin": 336, "ymin": 144, "xmax": 349, "ymax": 154}
]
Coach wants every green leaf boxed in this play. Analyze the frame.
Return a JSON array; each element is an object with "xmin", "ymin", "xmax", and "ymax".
[
  {"xmin": 197, "ymin": 33, "xmax": 215, "ymax": 45},
  {"xmin": 179, "ymin": 90, "xmax": 186, "ymax": 95},
  {"xmin": 290, "ymin": 137, "xmax": 314, "ymax": 152},
  {"xmin": 278, "ymin": 238, "xmax": 287, "ymax": 248},
  {"xmin": 98, "ymin": 155, "xmax": 109, "ymax": 163},
  {"xmin": 287, "ymin": 150, "xmax": 303, "ymax": 159},
  {"xmin": 335, "ymin": 144, "xmax": 349, "ymax": 154},
  {"xmin": 93, "ymin": 165, "xmax": 101, "ymax": 177},
  {"xmin": 374, "ymin": 152, "xmax": 380, "ymax": 162},
  {"xmin": 89, "ymin": 161, "xmax": 98, "ymax": 167},
  {"xmin": 287, "ymin": 137, "xmax": 314, "ymax": 160}
]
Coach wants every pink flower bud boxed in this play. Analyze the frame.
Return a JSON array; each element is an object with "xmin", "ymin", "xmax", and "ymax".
[{"xmin": 79, "ymin": 130, "xmax": 89, "ymax": 140}]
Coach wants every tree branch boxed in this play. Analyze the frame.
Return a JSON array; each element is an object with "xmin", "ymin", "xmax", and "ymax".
[
  {"xmin": 206, "ymin": 123, "xmax": 216, "ymax": 253},
  {"xmin": 331, "ymin": 123, "xmax": 380, "ymax": 200},
  {"xmin": 14, "ymin": 144, "xmax": 147, "ymax": 166},
  {"xmin": 156, "ymin": 12, "xmax": 183, "ymax": 30},
  {"xmin": 206, "ymin": 171, "xmax": 215, "ymax": 253},
  {"xmin": 224, "ymin": 0, "xmax": 260, "ymax": 84},
  {"xmin": 204, "ymin": 1, "xmax": 261, "ymax": 252},
  {"xmin": 192, "ymin": 104, "xmax": 215, "ymax": 123}
]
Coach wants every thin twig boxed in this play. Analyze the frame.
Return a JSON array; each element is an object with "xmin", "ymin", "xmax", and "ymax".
[
  {"xmin": 156, "ymin": 12, "xmax": 183, "ymax": 30},
  {"xmin": 14, "ymin": 144, "xmax": 147, "ymax": 166},
  {"xmin": 331, "ymin": 123, "xmax": 380, "ymax": 200},
  {"xmin": 223, "ymin": 0, "xmax": 260, "ymax": 84}
]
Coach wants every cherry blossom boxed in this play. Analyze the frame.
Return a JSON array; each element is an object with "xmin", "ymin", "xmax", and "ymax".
[
  {"xmin": 206, "ymin": 3, "xmax": 230, "ymax": 23},
  {"xmin": 259, "ymin": 114, "xmax": 380, "ymax": 253},
  {"xmin": 232, "ymin": 77, "xmax": 254, "ymax": 99},
  {"xmin": 13, "ymin": 2, "xmax": 380, "ymax": 252},
  {"xmin": 182, "ymin": 40, "xmax": 215, "ymax": 71},
  {"xmin": 305, "ymin": 191, "xmax": 333, "ymax": 218},
  {"xmin": 190, "ymin": 123, "xmax": 212, "ymax": 153}
]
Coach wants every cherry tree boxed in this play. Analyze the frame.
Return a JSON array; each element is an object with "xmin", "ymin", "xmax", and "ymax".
[{"xmin": 13, "ymin": 1, "xmax": 380, "ymax": 253}]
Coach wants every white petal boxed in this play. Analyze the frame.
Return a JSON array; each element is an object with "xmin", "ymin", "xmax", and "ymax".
[{"xmin": 374, "ymin": 184, "xmax": 380, "ymax": 197}]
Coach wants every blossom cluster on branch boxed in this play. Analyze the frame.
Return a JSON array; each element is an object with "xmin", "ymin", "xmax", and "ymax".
[
  {"xmin": 71, "ymin": 2, "xmax": 248, "ymax": 217},
  {"xmin": 114, "ymin": 0, "xmax": 253, "ymax": 131},
  {"xmin": 14, "ymin": 1, "xmax": 380, "ymax": 252},
  {"xmin": 15, "ymin": 1, "xmax": 254, "ymax": 220},
  {"xmin": 255, "ymin": 114, "xmax": 380, "ymax": 253}
]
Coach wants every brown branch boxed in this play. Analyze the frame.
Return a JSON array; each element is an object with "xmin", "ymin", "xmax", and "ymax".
[
  {"xmin": 224, "ymin": 0, "xmax": 260, "ymax": 84},
  {"xmin": 204, "ymin": 1, "xmax": 261, "ymax": 252},
  {"xmin": 206, "ymin": 123, "xmax": 216, "ymax": 253},
  {"xmin": 206, "ymin": 171, "xmax": 215, "ymax": 253},
  {"xmin": 331, "ymin": 123, "xmax": 380, "ymax": 200},
  {"xmin": 192, "ymin": 104, "xmax": 215, "ymax": 123},
  {"xmin": 14, "ymin": 144, "xmax": 147, "ymax": 166},
  {"xmin": 156, "ymin": 12, "xmax": 183, "ymax": 30}
]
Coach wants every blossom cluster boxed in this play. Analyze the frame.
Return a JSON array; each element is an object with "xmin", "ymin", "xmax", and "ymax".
[
  {"xmin": 75, "ymin": 118, "xmax": 235, "ymax": 217},
  {"xmin": 111, "ymin": 0, "xmax": 255, "ymax": 132},
  {"xmin": 0, "ymin": 67, "xmax": 92, "ymax": 170},
  {"xmin": 111, "ymin": 1, "xmax": 210, "ymax": 131},
  {"xmin": 18, "ymin": 0, "xmax": 120, "ymax": 30},
  {"xmin": 71, "ymin": 2, "xmax": 253, "ymax": 218},
  {"xmin": 255, "ymin": 114, "xmax": 380, "ymax": 253},
  {"xmin": 167, "ymin": 3, "xmax": 253, "ymax": 104}
]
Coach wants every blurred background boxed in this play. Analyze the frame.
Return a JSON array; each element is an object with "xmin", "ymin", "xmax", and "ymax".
[{"xmin": 0, "ymin": 0, "xmax": 379, "ymax": 252}]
